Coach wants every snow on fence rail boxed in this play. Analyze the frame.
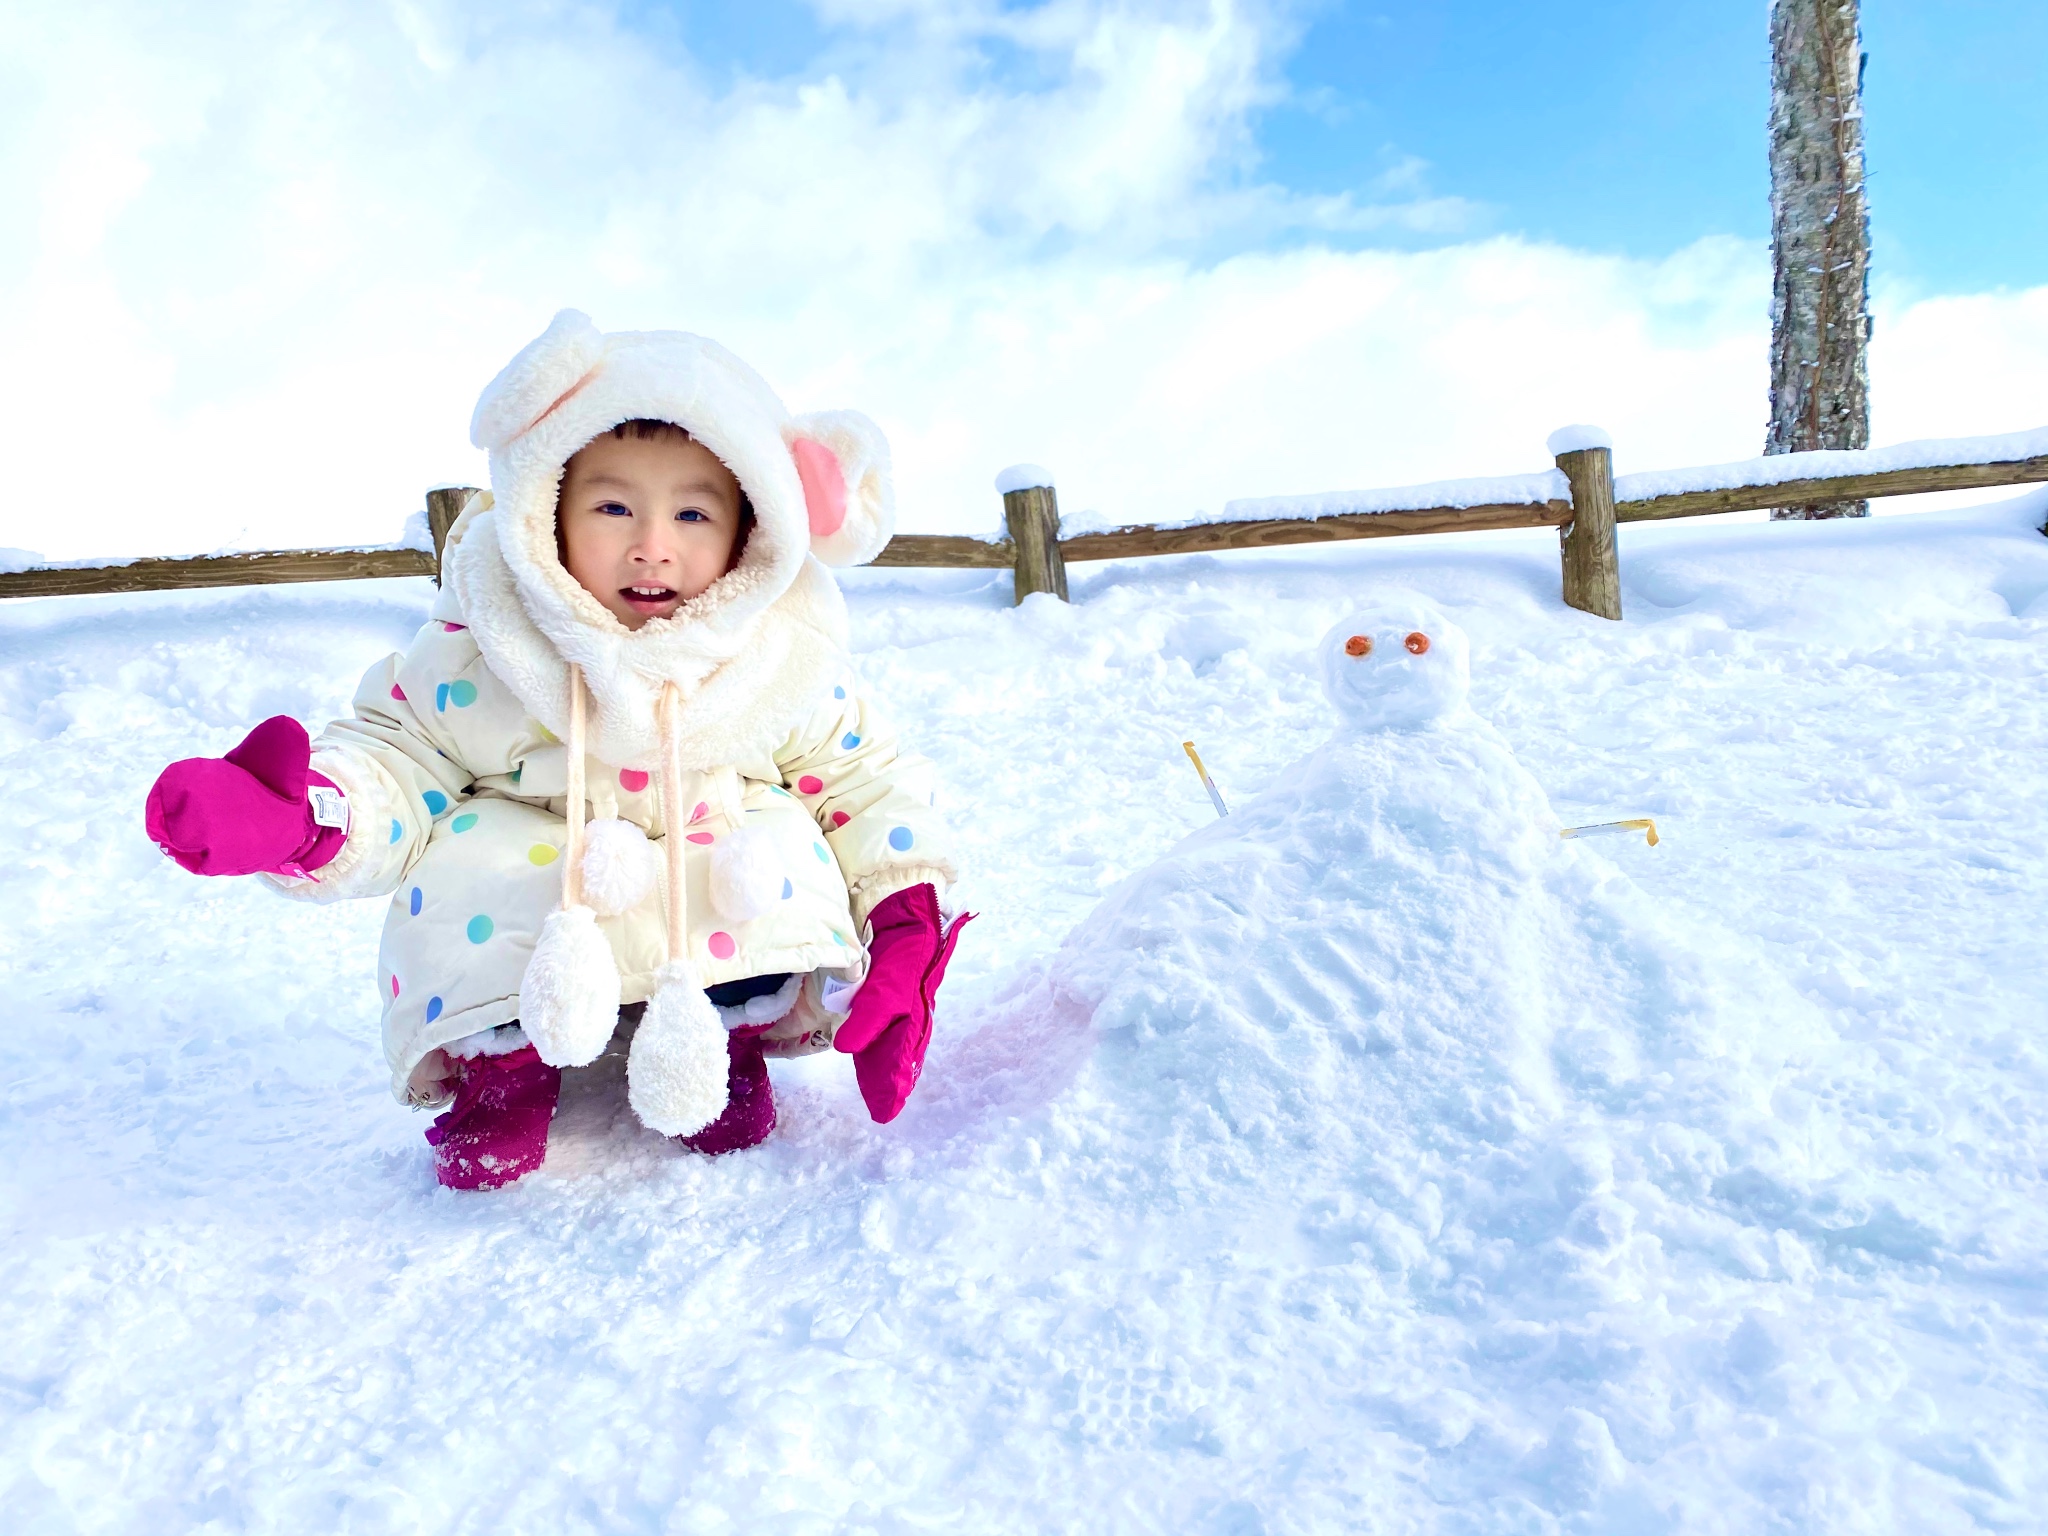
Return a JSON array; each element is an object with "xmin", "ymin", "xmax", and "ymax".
[{"xmin": 2, "ymin": 429, "xmax": 2044, "ymax": 619}]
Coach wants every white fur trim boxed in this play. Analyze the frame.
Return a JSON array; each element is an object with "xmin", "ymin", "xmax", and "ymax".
[
  {"xmin": 448, "ymin": 509, "xmax": 849, "ymax": 770},
  {"xmin": 712, "ymin": 972, "xmax": 803, "ymax": 1030},
  {"xmin": 448, "ymin": 316, "xmax": 877, "ymax": 769},
  {"xmin": 708, "ymin": 822, "xmax": 784, "ymax": 923},
  {"xmin": 517, "ymin": 905, "xmax": 622, "ymax": 1067},
  {"xmin": 788, "ymin": 410, "xmax": 895, "ymax": 567},
  {"xmin": 580, "ymin": 817, "xmax": 660, "ymax": 918},
  {"xmin": 627, "ymin": 961, "xmax": 731, "ymax": 1135},
  {"xmin": 445, "ymin": 1023, "xmax": 532, "ymax": 1059}
]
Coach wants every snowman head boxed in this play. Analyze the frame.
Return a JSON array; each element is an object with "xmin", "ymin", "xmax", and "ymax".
[{"xmin": 1318, "ymin": 601, "xmax": 1471, "ymax": 731}]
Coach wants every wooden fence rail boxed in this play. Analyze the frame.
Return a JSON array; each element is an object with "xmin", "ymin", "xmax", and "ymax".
[{"xmin": 4, "ymin": 439, "xmax": 2043, "ymax": 619}]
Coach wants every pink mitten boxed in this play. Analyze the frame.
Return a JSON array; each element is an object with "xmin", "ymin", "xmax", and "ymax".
[
  {"xmin": 145, "ymin": 716, "xmax": 346, "ymax": 878},
  {"xmin": 835, "ymin": 883, "xmax": 973, "ymax": 1124}
]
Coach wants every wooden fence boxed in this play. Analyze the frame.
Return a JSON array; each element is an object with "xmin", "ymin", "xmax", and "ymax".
[{"xmin": 3, "ymin": 439, "xmax": 2043, "ymax": 620}]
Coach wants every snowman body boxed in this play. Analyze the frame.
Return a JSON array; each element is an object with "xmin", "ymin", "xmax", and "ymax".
[{"xmin": 1005, "ymin": 603, "xmax": 1837, "ymax": 1507}]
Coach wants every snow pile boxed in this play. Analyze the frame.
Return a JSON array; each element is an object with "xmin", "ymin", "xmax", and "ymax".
[
  {"xmin": 399, "ymin": 507, "xmax": 437, "ymax": 555},
  {"xmin": 1613, "ymin": 423, "xmax": 2048, "ymax": 504},
  {"xmin": 1057, "ymin": 469, "xmax": 1569, "ymax": 539},
  {"xmin": 3, "ymin": 489, "xmax": 2047, "ymax": 1530},
  {"xmin": 1041, "ymin": 599, "xmax": 1845, "ymax": 1522},
  {"xmin": 1042, "ymin": 424, "xmax": 2043, "ymax": 543},
  {"xmin": 1545, "ymin": 423, "xmax": 1614, "ymax": 455},
  {"xmin": 994, "ymin": 462, "xmax": 1056, "ymax": 495}
]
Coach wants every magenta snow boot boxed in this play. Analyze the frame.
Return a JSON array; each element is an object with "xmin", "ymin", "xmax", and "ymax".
[
  {"xmin": 677, "ymin": 1030, "xmax": 777, "ymax": 1155},
  {"xmin": 424, "ymin": 1045, "xmax": 561, "ymax": 1190}
]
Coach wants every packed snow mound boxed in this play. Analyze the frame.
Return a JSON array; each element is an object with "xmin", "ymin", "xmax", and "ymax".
[
  {"xmin": 1057, "ymin": 638, "xmax": 1824, "ymax": 1185},
  {"xmin": 1033, "ymin": 602, "xmax": 1855, "ymax": 1517}
]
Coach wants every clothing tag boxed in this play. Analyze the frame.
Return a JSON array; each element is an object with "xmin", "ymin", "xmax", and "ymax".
[
  {"xmin": 820, "ymin": 973, "xmax": 863, "ymax": 1014},
  {"xmin": 308, "ymin": 785, "xmax": 351, "ymax": 833}
]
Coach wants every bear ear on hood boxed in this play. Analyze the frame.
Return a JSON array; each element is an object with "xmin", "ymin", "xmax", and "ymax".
[
  {"xmin": 470, "ymin": 309, "xmax": 608, "ymax": 452},
  {"xmin": 788, "ymin": 409, "xmax": 895, "ymax": 567}
]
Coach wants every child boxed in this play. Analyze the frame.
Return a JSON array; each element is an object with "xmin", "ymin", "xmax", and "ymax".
[{"xmin": 144, "ymin": 311, "xmax": 971, "ymax": 1189}]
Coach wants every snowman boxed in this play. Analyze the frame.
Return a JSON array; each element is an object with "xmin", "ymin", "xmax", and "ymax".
[
  {"xmin": 1052, "ymin": 597, "xmax": 1572, "ymax": 1107},
  {"xmin": 955, "ymin": 600, "xmax": 1839, "ymax": 1507},
  {"xmin": 1045, "ymin": 593, "xmax": 1821, "ymax": 1182}
]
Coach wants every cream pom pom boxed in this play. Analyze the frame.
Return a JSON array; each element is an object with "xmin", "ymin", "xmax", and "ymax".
[
  {"xmin": 708, "ymin": 822, "xmax": 784, "ymax": 923},
  {"xmin": 580, "ymin": 817, "xmax": 660, "ymax": 918},
  {"xmin": 517, "ymin": 905, "xmax": 621, "ymax": 1067},
  {"xmin": 627, "ymin": 962, "xmax": 731, "ymax": 1135}
]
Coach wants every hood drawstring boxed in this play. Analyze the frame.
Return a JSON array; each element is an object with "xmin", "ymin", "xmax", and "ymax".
[
  {"xmin": 559, "ymin": 663, "xmax": 589, "ymax": 911},
  {"xmin": 656, "ymin": 681, "xmax": 689, "ymax": 968},
  {"xmin": 621, "ymin": 676, "xmax": 731, "ymax": 1136},
  {"xmin": 514, "ymin": 664, "xmax": 731, "ymax": 1137},
  {"xmin": 513, "ymin": 662, "xmax": 623, "ymax": 1074}
]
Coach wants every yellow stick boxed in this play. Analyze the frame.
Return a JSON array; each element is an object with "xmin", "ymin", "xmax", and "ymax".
[
  {"xmin": 1560, "ymin": 817, "xmax": 1659, "ymax": 847},
  {"xmin": 1182, "ymin": 740, "xmax": 1229, "ymax": 818}
]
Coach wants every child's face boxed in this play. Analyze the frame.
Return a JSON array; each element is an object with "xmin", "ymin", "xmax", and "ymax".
[{"xmin": 558, "ymin": 429, "xmax": 746, "ymax": 628}]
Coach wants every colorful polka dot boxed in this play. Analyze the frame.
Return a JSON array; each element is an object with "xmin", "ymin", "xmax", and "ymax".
[
  {"xmin": 841, "ymin": 733, "xmax": 861, "ymax": 750},
  {"xmin": 408, "ymin": 887, "xmax": 423, "ymax": 916},
  {"xmin": 390, "ymin": 974, "xmax": 401, "ymax": 998},
  {"xmin": 888, "ymin": 826, "xmax": 914, "ymax": 851},
  {"xmin": 834, "ymin": 685, "xmax": 846, "ymax": 700},
  {"xmin": 426, "ymin": 996, "xmax": 443, "ymax": 1023},
  {"xmin": 390, "ymin": 683, "xmax": 406, "ymax": 702},
  {"xmin": 423, "ymin": 790, "xmax": 449, "ymax": 816},
  {"xmin": 814, "ymin": 842, "xmax": 830, "ymax": 862},
  {"xmin": 509, "ymin": 764, "xmax": 523, "ymax": 784},
  {"xmin": 466, "ymin": 914, "xmax": 494, "ymax": 944},
  {"xmin": 435, "ymin": 682, "xmax": 449, "ymax": 713},
  {"xmin": 442, "ymin": 622, "xmax": 466, "ymax": 632},
  {"xmin": 706, "ymin": 931, "xmax": 736, "ymax": 960},
  {"xmin": 781, "ymin": 878, "xmax": 794, "ymax": 899},
  {"xmin": 619, "ymin": 769, "xmax": 649, "ymax": 793},
  {"xmin": 452, "ymin": 812, "xmax": 479, "ymax": 833},
  {"xmin": 797, "ymin": 774, "xmax": 824, "ymax": 795},
  {"xmin": 448, "ymin": 679, "xmax": 478, "ymax": 708},
  {"xmin": 686, "ymin": 831, "xmax": 715, "ymax": 845},
  {"xmin": 691, "ymin": 801, "xmax": 708, "ymax": 823},
  {"xmin": 528, "ymin": 843, "xmax": 558, "ymax": 866},
  {"xmin": 831, "ymin": 811, "xmax": 850, "ymax": 828},
  {"xmin": 389, "ymin": 819, "xmax": 403, "ymax": 844}
]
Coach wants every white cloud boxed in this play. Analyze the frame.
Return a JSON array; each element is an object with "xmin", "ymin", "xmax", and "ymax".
[{"xmin": 0, "ymin": 0, "xmax": 2040, "ymax": 561}]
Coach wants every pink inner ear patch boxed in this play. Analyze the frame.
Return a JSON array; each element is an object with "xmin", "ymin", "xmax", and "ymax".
[{"xmin": 793, "ymin": 436, "xmax": 847, "ymax": 539}]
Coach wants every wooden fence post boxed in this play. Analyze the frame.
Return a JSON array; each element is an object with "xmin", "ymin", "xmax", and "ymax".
[
  {"xmin": 1551, "ymin": 431, "xmax": 1621, "ymax": 620},
  {"xmin": 425, "ymin": 486, "xmax": 481, "ymax": 585},
  {"xmin": 997, "ymin": 465, "xmax": 1068, "ymax": 603}
]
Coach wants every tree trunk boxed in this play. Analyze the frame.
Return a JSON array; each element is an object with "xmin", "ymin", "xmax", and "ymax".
[{"xmin": 1767, "ymin": 0, "xmax": 1871, "ymax": 519}]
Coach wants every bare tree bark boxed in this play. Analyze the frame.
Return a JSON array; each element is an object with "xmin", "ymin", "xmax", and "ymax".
[{"xmin": 1768, "ymin": 0, "xmax": 1871, "ymax": 519}]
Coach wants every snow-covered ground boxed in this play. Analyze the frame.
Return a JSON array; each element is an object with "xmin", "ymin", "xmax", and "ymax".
[{"xmin": 4, "ymin": 492, "xmax": 2047, "ymax": 1533}]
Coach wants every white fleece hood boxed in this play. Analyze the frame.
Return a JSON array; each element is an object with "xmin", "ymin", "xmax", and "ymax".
[{"xmin": 446, "ymin": 308, "xmax": 895, "ymax": 770}]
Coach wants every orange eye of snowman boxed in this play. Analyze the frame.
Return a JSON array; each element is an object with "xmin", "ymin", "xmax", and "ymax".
[
  {"xmin": 1404, "ymin": 632, "xmax": 1431, "ymax": 655},
  {"xmin": 1344, "ymin": 635, "xmax": 1372, "ymax": 657}
]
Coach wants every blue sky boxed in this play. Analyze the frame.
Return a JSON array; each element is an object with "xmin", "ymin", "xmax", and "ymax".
[
  {"xmin": 6, "ymin": 0, "xmax": 2042, "ymax": 557},
  {"xmin": 637, "ymin": 0, "xmax": 2047, "ymax": 298}
]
